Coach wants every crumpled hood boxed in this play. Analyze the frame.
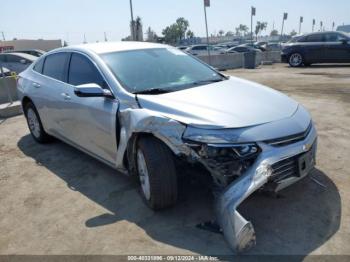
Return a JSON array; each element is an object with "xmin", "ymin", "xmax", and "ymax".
[{"xmin": 137, "ymin": 76, "xmax": 299, "ymax": 129}]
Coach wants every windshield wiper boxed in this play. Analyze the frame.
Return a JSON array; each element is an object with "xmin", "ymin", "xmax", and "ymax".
[
  {"xmin": 133, "ymin": 88, "xmax": 171, "ymax": 95},
  {"xmin": 189, "ymin": 78, "xmax": 225, "ymax": 86}
]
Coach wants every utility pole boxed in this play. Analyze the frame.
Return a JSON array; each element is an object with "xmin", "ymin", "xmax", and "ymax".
[
  {"xmin": 83, "ymin": 33, "xmax": 87, "ymax": 44},
  {"xmin": 320, "ymin": 21, "xmax": 323, "ymax": 32},
  {"xmin": 203, "ymin": 0, "xmax": 211, "ymax": 65},
  {"xmin": 1, "ymin": 31, "xmax": 5, "ymax": 41},
  {"xmin": 251, "ymin": 6, "xmax": 256, "ymax": 43},
  {"xmin": 129, "ymin": 0, "xmax": 135, "ymax": 40},
  {"xmin": 281, "ymin": 13, "xmax": 288, "ymax": 41},
  {"xmin": 312, "ymin": 19, "xmax": 315, "ymax": 32},
  {"xmin": 332, "ymin": 22, "xmax": 335, "ymax": 31},
  {"xmin": 299, "ymin": 16, "xmax": 303, "ymax": 34},
  {"xmin": 104, "ymin": 32, "xmax": 108, "ymax": 42}
]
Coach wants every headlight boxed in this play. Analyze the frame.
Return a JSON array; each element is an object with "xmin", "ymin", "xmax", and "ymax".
[{"xmin": 197, "ymin": 143, "xmax": 259, "ymax": 159}]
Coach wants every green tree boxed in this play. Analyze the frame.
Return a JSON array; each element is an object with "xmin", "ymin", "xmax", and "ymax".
[
  {"xmin": 255, "ymin": 21, "xmax": 268, "ymax": 40},
  {"xmin": 235, "ymin": 24, "xmax": 249, "ymax": 37},
  {"xmin": 162, "ymin": 17, "xmax": 191, "ymax": 44},
  {"xmin": 270, "ymin": 29, "xmax": 279, "ymax": 36},
  {"xmin": 290, "ymin": 30, "xmax": 297, "ymax": 36},
  {"xmin": 186, "ymin": 30, "xmax": 195, "ymax": 38},
  {"xmin": 146, "ymin": 27, "xmax": 158, "ymax": 42},
  {"xmin": 218, "ymin": 30, "xmax": 225, "ymax": 37}
]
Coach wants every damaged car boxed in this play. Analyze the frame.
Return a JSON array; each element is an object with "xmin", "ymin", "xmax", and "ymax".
[{"xmin": 17, "ymin": 42, "xmax": 318, "ymax": 252}]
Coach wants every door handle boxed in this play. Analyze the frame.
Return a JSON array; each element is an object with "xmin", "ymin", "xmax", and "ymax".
[
  {"xmin": 32, "ymin": 82, "xmax": 41, "ymax": 88},
  {"xmin": 61, "ymin": 93, "xmax": 71, "ymax": 100}
]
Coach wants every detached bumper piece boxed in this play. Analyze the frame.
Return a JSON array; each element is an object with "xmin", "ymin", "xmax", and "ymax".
[{"xmin": 216, "ymin": 126, "xmax": 317, "ymax": 253}]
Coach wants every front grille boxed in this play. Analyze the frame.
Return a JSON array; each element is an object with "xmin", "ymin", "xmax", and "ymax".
[
  {"xmin": 270, "ymin": 156, "xmax": 299, "ymax": 182},
  {"xmin": 264, "ymin": 122, "xmax": 312, "ymax": 147}
]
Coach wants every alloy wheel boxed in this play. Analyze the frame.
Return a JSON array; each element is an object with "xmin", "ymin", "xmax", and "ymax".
[{"xmin": 137, "ymin": 149, "xmax": 151, "ymax": 200}]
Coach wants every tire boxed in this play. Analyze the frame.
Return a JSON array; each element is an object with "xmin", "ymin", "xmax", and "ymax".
[
  {"xmin": 288, "ymin": 53, "xmax": 304, "ymax": 67},
  {"xmin": 136, "ymin": 136, "xmax": 178, "ymax": 210},
  {"xmin": 24, "ymin": 102, "xmax": 52, "ymax": 143}
]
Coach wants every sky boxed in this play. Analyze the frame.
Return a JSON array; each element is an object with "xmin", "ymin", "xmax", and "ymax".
[{"xmin": 1, "ymin": 0, "xmax": 349, "ymax": 44}]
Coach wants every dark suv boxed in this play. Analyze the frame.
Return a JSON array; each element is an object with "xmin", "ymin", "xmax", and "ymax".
[{"xmin": 282, "ymin": 31, "xmax": 350, "ymax": 67}]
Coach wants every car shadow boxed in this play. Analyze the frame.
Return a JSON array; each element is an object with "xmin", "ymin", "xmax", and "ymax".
[{"xmin": 17, "ymin": 135, "xmax": 341, "ymax": 256}]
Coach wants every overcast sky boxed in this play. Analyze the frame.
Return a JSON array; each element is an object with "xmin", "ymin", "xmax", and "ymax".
[{"xmin": 1, "ymin": 0, "xmax": 349, "ymax": 44}]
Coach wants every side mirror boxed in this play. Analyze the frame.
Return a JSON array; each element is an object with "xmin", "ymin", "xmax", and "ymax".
[
  {"xmin": 74, "ymin": 83, "xmax": 114, "ymax": 98},
  {"xmin": 20, "ymin": 59, "xmax": 27, "ymax": 64}
]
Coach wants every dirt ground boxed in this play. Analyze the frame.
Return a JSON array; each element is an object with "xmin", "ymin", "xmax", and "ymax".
[{"xmin": 0, "ymin": 63, "xmax": 349, "ymax": 257}]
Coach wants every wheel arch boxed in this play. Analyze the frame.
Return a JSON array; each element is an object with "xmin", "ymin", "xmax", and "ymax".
[
  {"xmin": 123, "ymin": 132, "xmax": 179, "ymax": 177},
  {"xmin": 21, "ymin": 96, "xmax": 34, "ymax": 111}
]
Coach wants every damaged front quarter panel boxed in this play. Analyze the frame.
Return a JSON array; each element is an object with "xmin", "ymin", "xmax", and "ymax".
[
  {"xmin": 114, "ymin": 106, "xmax": 317, "ymax": 254},
  {"xmin": 115, "ymin": 107, "xmax": 192, "ymax": 173}
]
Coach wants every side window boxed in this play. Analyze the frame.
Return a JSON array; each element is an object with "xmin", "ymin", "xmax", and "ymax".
[
  {"xmin": 7, "ymin": 55, "xmax": 22, "ymax": 63},
  {"xmin": 33, "ymin": 58, "xmax": 44, "ymax": 74},
  {"xmin": 305, "ymin": 34, "xmax": 325, "ymax": 42},
  {"xmin": 193, "ymin": 46, "xmax": 206, "ymax": 51},
  {"xmin": 68, "ymin": 53, "xmax": 105, "ymax": 87},
  {"xmin": 325, "ymin": 33, "xmax": 339, "ymax": 42},
  {"xmin": 43, "ymin": 53, "xmax": 69, "ymax": 82}
]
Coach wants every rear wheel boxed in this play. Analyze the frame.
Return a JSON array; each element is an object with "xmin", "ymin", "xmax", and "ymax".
[
  {"xmin": 136, "ymin": 137, "xmax": 178, "ymax": 210},
  {"xmin": 288, "ymin": 53, "xmax": 304, "ymax": 67},
  {"xmin": 24, "ymin": 102, "xmax": 52, "ymax": 143}
]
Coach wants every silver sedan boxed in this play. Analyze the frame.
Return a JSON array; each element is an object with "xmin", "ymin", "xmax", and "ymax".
[{"xmin": 17, "ymin": 42, "xmax": 317, "ymax": 252}]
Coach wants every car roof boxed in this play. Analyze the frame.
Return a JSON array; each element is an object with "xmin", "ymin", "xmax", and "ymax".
[
  {"xmin": 5, "ymin": 49, "xmax": 45, "ymax": 53},
  {"xmin": 0, "ymin": 52, "xmax": 38, "ymax": 61},
  {"xmin": 67, "ymin": 41, "xmax": 169, "ymax": 54}
]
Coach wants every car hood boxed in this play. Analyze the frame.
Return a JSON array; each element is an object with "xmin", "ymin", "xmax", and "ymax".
[{"xmin": 137, "ymin": 76, "xmax": 299, "ymax": 129}]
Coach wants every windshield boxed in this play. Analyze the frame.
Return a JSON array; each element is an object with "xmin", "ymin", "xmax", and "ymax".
[{"xmin": 100, "ymin": 48, "xmax": 224, "ymax": 94}]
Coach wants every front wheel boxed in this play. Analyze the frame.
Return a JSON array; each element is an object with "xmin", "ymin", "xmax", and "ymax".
[
  {"xmin": 136, "ymin": 137, "xmax": 178, "ymax": 210},
  {"xmin": 288, "ymin": 53, "xmax": 304, "ymax": 67}
]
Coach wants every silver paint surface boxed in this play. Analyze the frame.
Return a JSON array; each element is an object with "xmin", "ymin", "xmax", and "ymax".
[{"xmin": 17, "ymin": 42, "xmax": 317, "ymax": 253}]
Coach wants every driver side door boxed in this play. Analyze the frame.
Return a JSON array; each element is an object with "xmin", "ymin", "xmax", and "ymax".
[{"xmin": 58, "ymin": 52, "xmax": 119, "ymax": 165}]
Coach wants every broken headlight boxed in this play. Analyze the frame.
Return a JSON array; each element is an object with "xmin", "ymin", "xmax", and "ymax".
[{"xmin": 197, "ymin": 143, "xmax": 259, "ymax": 159}]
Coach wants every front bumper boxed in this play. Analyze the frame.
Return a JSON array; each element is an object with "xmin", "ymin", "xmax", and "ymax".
[
  {"xmin": 281, "ymin": 53, "xmax": 288, "ymax": 63},
  {"xmin": 216, "ymin": 124, "xmax": 317, "ymax": 252}
]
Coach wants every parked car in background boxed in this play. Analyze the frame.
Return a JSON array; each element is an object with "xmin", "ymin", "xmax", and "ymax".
[
  {"xmin": 185, "ymin": 44, "xmax": 222, "ymax": 56},
  {"xmin": 0, "ymin": 66, "xmax": 12, "ymax": 77},
  {"xmin": 17, "ymin": 41, "xmax": 317, "ymax": 252},
  {"xmin": 176, "ymin": 46, "xmax": 188, "ymax": 51},
  {"xmin": 0, "ymin": 53, "xmax": 37, "ymax": 74},
  {"xmin": 243, "ymin": 43, "xmax": 267, "ymax": 51},
  {"xmin": 214, "ymin": 42, "xmax": 238, "ymax": 49},
  {"xmin": 282, "ymin": 31, "xmax": 350, "ymax": 67},
  {"xmin": 5, "ymin": 49, "xmax": 46, "ymax": 57},
  {"xmin": 265, "ymin": 42, "xmax": 282, "ymax": 51},
  {"xmin": 226, "ymin": 45, "xmax": 262, "ymax": 54}
]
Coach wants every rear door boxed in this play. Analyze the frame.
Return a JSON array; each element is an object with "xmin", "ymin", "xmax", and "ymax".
[
  {"xmin": 324, "ymin": 33, "xmax": 350, "ymax": 62},
  {"xmin": 58, "ymin": 52, "xmax": 118, "ymax": 164},
  {"xmin": 35, "ymin": 52, "xmax": 70, "ymax": 135},
  {"xmin": 1, "ymin": 54, "xmax": 28, "ymax": 73}
]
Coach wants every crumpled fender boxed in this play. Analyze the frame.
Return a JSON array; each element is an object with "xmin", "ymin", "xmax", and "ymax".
[{"xmin": 115, "ymin": 108, "xmax": 190, "ymax": 172}]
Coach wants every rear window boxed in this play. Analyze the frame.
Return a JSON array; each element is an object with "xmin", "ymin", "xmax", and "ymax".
[
  {"xmin": 7, "ymin": 55, "xmax": 22, "ymax": 63},
  {"xmin": 303, "ymin": 34, "xmax": 325, "ymax": 42},
  {"xmin": 42, "ymin": 53, "xmax": 69, "ymax": 82},
  {"xmin": 33, "ymin": 58, "xmax": 44, "ymax": 74}
]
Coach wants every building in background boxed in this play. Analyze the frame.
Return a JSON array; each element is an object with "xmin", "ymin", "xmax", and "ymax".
[
  {"xmin": 337, "ymin": 25, "xmax": 350, "ymax": 33},
  {"xmin": 0, "ymin": 39, "xmax": 62, "ymax": 52}
]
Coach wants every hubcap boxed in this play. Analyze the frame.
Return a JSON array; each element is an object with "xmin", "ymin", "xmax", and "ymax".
[
  {"xmin": 27, "ymin": 108, "xmax": 41, "ymax": 138},
  {"xmin": 137, "ymin": 149, "xmax": 151, "ymax": 200},
  {"xmin": 290, "ymin": 53, "xmax": 302, "ymax": 66}
]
